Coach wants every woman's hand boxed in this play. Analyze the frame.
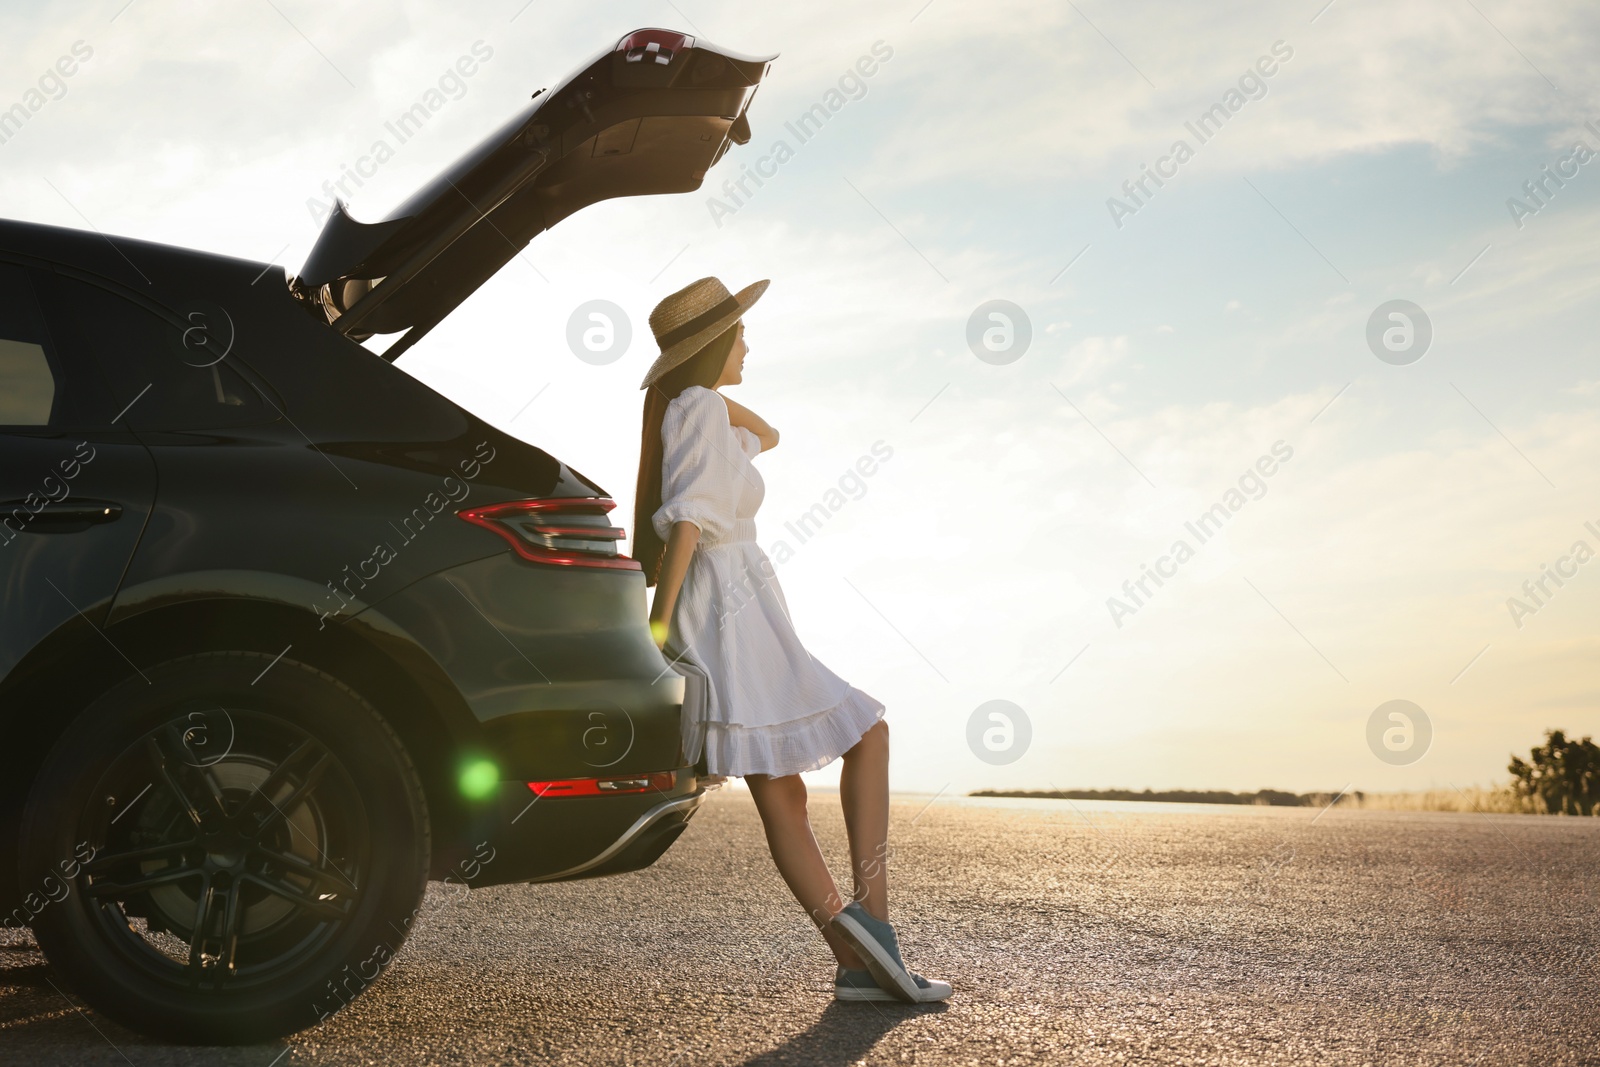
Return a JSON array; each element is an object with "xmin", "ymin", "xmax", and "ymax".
[
  {"xmin": 721, "ymin": 394, "xmax": 779, "ymax": 452},
  {"xmin": 649, "ymin": 520, "xmax": 700, "ymax": 648}
]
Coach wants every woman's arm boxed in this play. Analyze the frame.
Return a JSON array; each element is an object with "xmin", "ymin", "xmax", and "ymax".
[
  {"xmin": 648, "ymin": 519, "xmax": 701, "ymax": 648},
  {"xmin": 721, "ymin": 394, "xmax": 779, "ymax": 452}
]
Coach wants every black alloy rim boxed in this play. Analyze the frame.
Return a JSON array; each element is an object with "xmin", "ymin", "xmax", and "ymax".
[{"xmin": 73, "ymin": 707, "xmax": 369, "ymax": 992}]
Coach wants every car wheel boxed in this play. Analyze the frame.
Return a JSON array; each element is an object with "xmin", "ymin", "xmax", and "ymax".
[{"xmin": 20, "ymin": 650, "xmax": 430, "ymax": 1044}]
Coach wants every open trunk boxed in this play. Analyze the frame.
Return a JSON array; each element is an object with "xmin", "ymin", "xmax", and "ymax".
[{"xmin": 290, "ymin": 29, "xmax": 774, "ymax": 359}]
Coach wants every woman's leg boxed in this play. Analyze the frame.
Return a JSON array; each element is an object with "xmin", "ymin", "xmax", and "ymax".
[
  {"xmin": 839, "ymin": 719, "xmax": 891, "ymax": 920},
  {"xmin": 745, "ymin": 772, "xmax": 866, "ymax": 970}
]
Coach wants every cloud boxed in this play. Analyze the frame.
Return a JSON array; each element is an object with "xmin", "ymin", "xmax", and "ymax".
[
  {"xmin": 859, "ymin": 0, "xmax": 1600, "ymax": 189},
  {"xmin": 1055, "ymin": 334, "xmax": 1130, "ymax": 390}
]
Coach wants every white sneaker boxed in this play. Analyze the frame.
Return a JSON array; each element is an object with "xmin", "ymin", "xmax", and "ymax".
[{"xmin": 835, "ymin": 965, "xmax": 952, "ymax": 1002}]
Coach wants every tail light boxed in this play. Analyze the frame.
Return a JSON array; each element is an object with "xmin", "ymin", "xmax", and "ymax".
[
  {"xmin": 457, "ymin": 498, "xmax": 642, "ymax": 571},
  {"xmin": 618, "ymin": 29, "xmax": 692, "ymax": 65},
  {"xmin": 528, "ymin": 771, "xmax": 676, "ymax": 797}
]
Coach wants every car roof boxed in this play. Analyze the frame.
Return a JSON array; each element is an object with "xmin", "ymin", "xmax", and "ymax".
[{"xmin": 0, "ymin": 216, "xmax": 282, "ymax": 309}]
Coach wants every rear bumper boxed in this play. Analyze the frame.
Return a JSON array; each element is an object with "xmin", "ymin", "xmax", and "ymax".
[
  {"xmin": 357, "ymin": 550, "xmax": 701, "ymax": 883},
  {"xmin": 528, "ymin": 790, "xmax": 702, "ymax": 882},
  {"xmin": 460, "ymin": 777, "xmax": 705, "ymax": 887}
]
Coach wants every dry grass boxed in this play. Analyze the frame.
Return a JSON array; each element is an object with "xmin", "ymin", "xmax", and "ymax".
[{"xmin": 1344, "ymin": 785, "xmax": 1541, "ymax": 815}]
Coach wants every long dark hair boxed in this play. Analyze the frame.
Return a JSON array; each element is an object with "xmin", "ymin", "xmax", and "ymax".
[{"xmin": 632, "ymin": 325, "xmax": 740, "ymax": 586}]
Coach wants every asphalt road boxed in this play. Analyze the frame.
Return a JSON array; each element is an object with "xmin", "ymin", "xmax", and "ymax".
[{"xmin": 4, "ymin": 789, "xmax": 1598, "ymax": 1066}]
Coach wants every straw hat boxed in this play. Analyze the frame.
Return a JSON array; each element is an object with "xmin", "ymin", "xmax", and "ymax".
[{"xmin": 639, "ymin": 276, "xmax": 769, "ymax": 389}]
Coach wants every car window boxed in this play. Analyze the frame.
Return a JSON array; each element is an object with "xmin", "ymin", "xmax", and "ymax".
[
  {"xmin": 31, "ymin": 271, "xmax": 270, "ymax": 431},
  {"xmin": 0, "ymin": 263, "xmax": 60, "ymax": 426},
  {"xmin": 0, "ymin": 339, "xmax": 55, "ymax": 425}
]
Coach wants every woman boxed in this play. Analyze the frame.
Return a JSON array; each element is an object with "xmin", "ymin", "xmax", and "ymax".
[{"xmin": 632, "ymin": 276, "xmax": 951, "ymax": 1004}]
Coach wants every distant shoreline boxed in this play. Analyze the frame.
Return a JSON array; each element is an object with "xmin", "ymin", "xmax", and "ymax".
[
  {"xmin": 966, "ymin": 787, "xmax": 1568, "ymax": 815},
  {"xmin": 968, "ymin": 788, "xmax": 1352, "ymax": 807}
]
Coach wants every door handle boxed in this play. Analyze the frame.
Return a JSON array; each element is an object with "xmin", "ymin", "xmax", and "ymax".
[{"xmin": 0, "ymin": 499, "xmax": 123, "ymax": 526}]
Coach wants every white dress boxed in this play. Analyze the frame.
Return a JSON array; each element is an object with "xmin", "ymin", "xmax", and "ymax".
[{"xmin": 653, "ymin": 385, "xmax": 885, "ymax": 778}]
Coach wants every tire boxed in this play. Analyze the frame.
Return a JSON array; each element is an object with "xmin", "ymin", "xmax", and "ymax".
[{"xmin": 20, "ymin": 651, "xmax": 431, "ymax": 1044}]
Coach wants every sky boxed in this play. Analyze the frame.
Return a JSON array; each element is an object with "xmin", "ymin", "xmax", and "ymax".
[{"xmin": 3, "ymin": 0, "xmax": 1597, "ymax": 797}]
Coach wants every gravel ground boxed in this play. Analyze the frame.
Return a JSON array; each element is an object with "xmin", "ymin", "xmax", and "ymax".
[{"xmin": 3, "ymin": 788, "xmax": 1598, "ymax": 1066}]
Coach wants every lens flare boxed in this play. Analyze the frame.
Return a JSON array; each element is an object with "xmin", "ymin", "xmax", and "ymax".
[{"xmin": 459, "ymin": 759, "xmax": 499, "ymax": 800}]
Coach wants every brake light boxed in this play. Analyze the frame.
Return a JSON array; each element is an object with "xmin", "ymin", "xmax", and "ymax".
[
  {"xmin": 458, "ymin": 498, "xmax": 642, "ymax": 571},
  {"xmin": 618, "ymin": 29, "xmax": 692, "ymax": 65},
  {"xmin": 528, "ymin": 771, "xmax": 676, "ymax": 797}
]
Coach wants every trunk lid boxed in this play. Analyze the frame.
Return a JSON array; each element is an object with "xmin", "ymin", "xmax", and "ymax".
[{"xmin": 290, "ymin": 29, "xmax": 774, "ymax": 357}]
